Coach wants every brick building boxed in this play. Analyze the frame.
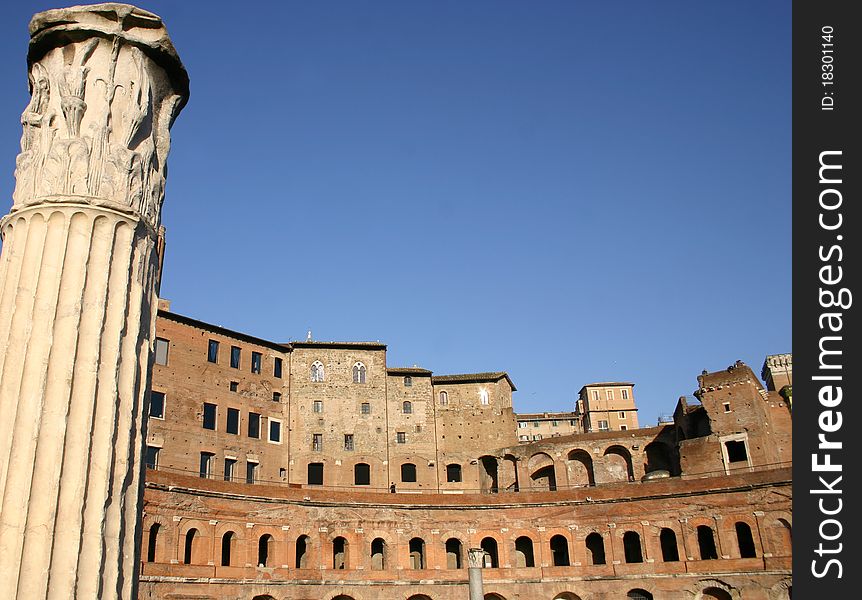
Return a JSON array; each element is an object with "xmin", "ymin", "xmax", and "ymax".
[{"xmin": 139, "ymin": 307, "xmax": 792, "ymax": 600}]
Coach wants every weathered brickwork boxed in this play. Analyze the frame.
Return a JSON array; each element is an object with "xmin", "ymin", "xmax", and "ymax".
[{"xmin": 142, "ymin": 308, "xmax": 792, "ymax": 599}]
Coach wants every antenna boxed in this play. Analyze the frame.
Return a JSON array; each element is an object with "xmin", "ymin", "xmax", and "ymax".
[{"xmin": 306, "ymin": 329, "xmax": 312, "ymax": 342}]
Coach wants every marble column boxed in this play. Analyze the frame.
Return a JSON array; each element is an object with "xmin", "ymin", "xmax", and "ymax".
[{"xmin": 0, "ymin": 4, "xmax": 188, "ymax": 599}]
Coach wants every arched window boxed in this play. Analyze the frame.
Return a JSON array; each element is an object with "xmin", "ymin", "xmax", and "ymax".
[
  {"xmin": 311, "ymin": 360, "xmax": 324, "ymax": 382},
  {"xmin": 409, "ymin": 537, "xmax": 425, "ymax": 569},
  {"xmin": 221, "ymin": 531, "xmax": 236, "ymax": 566},
  {"xmin": 258, "ymin": 534, "xmax": 273, "ymax": 566},
  {"xmin": 446, "ymin": 463, "xmax": 462, "ymax": 482},
  {"xmin": 697, "ymin": 525, "xmax": 718, "ymax": 560},
  {"xmin": 402, "ymin": 401, "xmax": 413, "ymax": 414},
  {"xmin": 354, "ymin": 463, "xmax": 370, "ymax": 486},
  {"xmin": 445, "ymin": 538, "xmax": 463, "ymax": 569},
  {"xmin": 147, "ymin": 523, "xmax": 160, "ymax": 562},
  {"xmin": 567, "ymin": 449, "xmax": 595, "ymax": 487},
  {"xmin": 333, "ymin": 536, "xmax": 348, "ymax": 569},
  {"xmin": 659, "ymin": 528, "xmax": 679, "ymax": 562},
  {"xmin": 479, "ymin": 389, "xmax": 489, "ymax": 405},
  {"xmin": 352, "ymin": 362, "xmax": 366, "ymax": 384},
  {"xmin": 439, "ymin": 391, "xmax": 448, "ymax": 406},
  {"xmin": 585, "ymin": 532, "xmax": 605, "ymax": 565},
  {"xmin": 702, "ymin": 588, "xmax": 734, "ymax": 600},
  {"xmin": 480, "ymin": 537, "xmax": 499, "ymax": 568},
  {"xmin": 371, "ymin": 537, "xmax": 386, "ymax": 570},
  {"xmin": 736, "ymin": 521, "xmax": 757, "ymax": 558},
  {"xmin": 550, "ymin": 534, "xmax": 570, "ymax": 566},
  {"xmin": 295, "ymin": 535, "xmax": 309, "ymax": 568},
  {"xmin": 401, "ymin": 463, "xmax": 417, "ymax": 483},
  {"xmin": 603, "ymin": 445, "xmax": 635, "ymax": 481},
  {"xmin": 627, "ymin": 590, "xmax": 653, "ymax": 600},
  {"xmin": 514, "ymin": 536, "xmax": 535, "ymax": 567},
  {"xmin": 623, "ymin": 531, "xmax": 643, "ymax": 563},
  {"xmin": 183, "ymin": 528, "xmax": 197, "ymax": 564}
]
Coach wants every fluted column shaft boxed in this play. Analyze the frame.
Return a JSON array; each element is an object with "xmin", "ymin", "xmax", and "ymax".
[{"xmin": 0, "ymin": 5, "xmax": 187, "ymax": 599}]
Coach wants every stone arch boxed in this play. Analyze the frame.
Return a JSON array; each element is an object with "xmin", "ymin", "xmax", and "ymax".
[
  {"xmin": 503, "ymin": 454, "xmax": 519, "ymax": 491},
  {"xmin": 258, "ymin": 533, "xmax": 274, "ymax": 567},
  {"xmin": 623, "ymin": 530, "xmax": 643, "ymax": 563},
  {"xmin": 220, "ymin": 530, "xmax": 237, "ymax": 566},
  {"xmin": 566, "ymin": 449, "xmax": 595, "ymax": 487},
  {"xmin": 479, "ymin": 456, "xmax": 499, "ymax": 493},
  {"xmin": 407, "ymin": 596, "xmax": 433, "ymax": 600},
  {"xmin": 585, "ymin": 532, "xmax": 606, "ymax": 565},
  {"xmin": 770, "ymin": 517, "xmax": 792, "ymax": 556},
  {"xmin": 295, "ymin": 534, "xmax": 311, "ymax": 568},
  {"xmin": 644, "ymin": 441, "xmax": 675, "ymax": 475},
  {"xmin": 627, "ymin": 590, "xmax": 654, "ymax": 600},
  {"xmin": 768, "ymin": 578, "xmax": 793, "ymax": 600},
  {"xmin": 178, "ymin": 520, "xmax": 211, "ymax": 565},
  {"xmin": 553, "ymin": 594, "xmax": 583, "ymax": 600},
  {"xmin": 409, "ymin": 537, "xmax": 425, "ymax": 569},
  {"xmin": 330, "ymin": 595, "xmax": 358, "ymax": 600},
  {"xmin": 146, "ymin": 522, "xmax": 162, "ymax": 562},
  {"xmin": 513, "ymin": 535, "xmax": 535, "ymax": 567},
  {"xmin": 603, "ymin": 445, "xmax": 634, "ymax": 481},
  {"xmin": 183, "ymin": 528, "xmax": 198, "ymax": 564},
  {"xmin": 659, "ymin": 527, "xmax": 680, "ymax": 562},
  {"xmin": 252, "ymin": 596, "xmax": 276, "ymax": 600},
  {"xmin": 694, "ymin": 579, "xmax": 740, "ymax": 600},
  {"xmin": 484, "ymin": 594, "xmax": 507, "ymax": 600},
  {"xmin": 697, "ymin": 525, "xmax": 718, "ymax": 560},
  {"xmin": 550, "ymin": 534, "xmax": 570, "ymax": 566},
  {"xmin": 735, "ymin": 521, "xmax": 757, "ymax": 558},
  {"xmin": 445, "ymin": 537, "xmax": 463, "ymax": 569},
  {"xmin": 370, "ymin": 537, "xmax": 386, "ymax": 570},
  {"xmin": 527, "ymin": 451, "xmax": 554, "ymax": 472},
  {"xmin": 333, "ymin": 536, "xmax": 349, "ymax": 569},
  {"xmin": 528, "ymin": 452, "xmax": 557, "ymax": 491},
  {"xmin": 481, "ymin": 536, "xmax": 499, "ymax": 568}
]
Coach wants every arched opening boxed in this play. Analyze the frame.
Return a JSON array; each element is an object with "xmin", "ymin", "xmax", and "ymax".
[
  {"xmin": 221, "ymin": 531, "xmax": 236, "ymax": 566},
  {"xmin": 484, "ymin": 594, "xmax": 506, "ymax": 600},
  {"xmin": 553, "ymin": 594, "xmax": 583, "ymax": 600},
  {"xmin": 371, "ymin": 537, "xmax": 386, "ymax": 570},
  {"xmin": 481, "ymin": 537, "xmax": 499, "ymax": 568},
  {"xmin": 627, "ymin": 590, "xmax": 654, "ymax": 600},
  {"xmin": 702, "ymin": 588, "xmax": 733, "ymax": 600},
  {"xmin": 775, "ymin": 518, "xmax": 792, "ymax": 555},
  {"xmin": 479, "ymin": 456, "xmax": 499, "ymax": 493},
  {"xmin": 407, "ymin": 596, "xmax": 433, "ymax": 600},
  {"xmin": 446, "ymin": 463, "xmax": 462, "ymax": 483},
  {"xmin": 504, "ymin": 454, "xmax": 520, "ymax": 491},
  {"xmin": 445, "ymin": 538, "xmax": 463, "ymax": 569},
  {"xmin": 644, "ymin": 441, "xmax": 674, "ymax": 474},
  {"xmin": 513, "ymin": 536, "xmax": 535, "ymax": 567},
  {"xmin": 567, "ymin": 449, "xmax": 595, "ymax": 487},
  {"xmin": 333, "ymin": 536, "xmax": 348, "ymax": 569},
  {"xmin": 409, "ymin": 537, "xmax": 425, "ymax": 569},
  {"xmin": 146, "ymin": 523, "xmax": 160, "ymax": 562},
  {"xmin": 623, "ymin": 531, "xmax": 643, "ymax": 563},
  {"xmin": 403, "ymin": 400, "xmax": 413, "ymax": 414},
  {"xmin": 530, "ymin": 465, "xmax": 557, "ymax": 491},
  {"xmin": 659, "ymin": 528, "xmax": 679, "ymax": 562},
  {"xmin": 295, "ymin": 535, "xmax": 309, "ymax": 568},
  {"xmin": 354, "ymin": 462, "xmax": 370, "ymax": 486},
  {"xmin": 252, "ymin": 596, "xmax": 276, "ymax": 600},
  {"xmin": 550, "ymin": 534, "xmax": 570, "ymax": 566},
  {"xmin": 183, "ymin": 528, "xmax": 197, "ymax": 564},
  {"xmin": 735, "ymin": 522, "xmax": 757, "ymax": 558},
  {"xmin": 604, "ymin": 445, "xmax": 635, "ymax": 481},
  {"xmin": 352, "ymin": 362, "xmax": 366, "ymax": 383},
  {"xmin": 697, "ymin": 525, "xmax": 718, "ymax": 560},
  {"xmin": 258, "ymin": 534, "xmax": 273, "ymax": 567},
  {"xmin": 585, "ymin": 532, "xmax": 606, "ymax": 565},
  {"xmin": 331, "ymin": 596, "xmax": 356, "ymax": 600},
  {"xmin": 401, "ymin": 462, "xmax": 417, "ymax": 483}
]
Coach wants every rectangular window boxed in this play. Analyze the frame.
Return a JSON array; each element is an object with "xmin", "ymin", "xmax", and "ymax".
[
  {"xmin": 723, "ymin": 402, "xmax": 732, "ymax": 413},
  {"xmin": 248, "ymin": 412, "xmax": 260, "ymax": 439},
  {"xmin": 226, "ymin": 407, "xmax": 239, "ymax": 434},
  {"xmin": 274, "ymin": 357, "xmax": 283, "ymax": 378},
  {"xmin": 606, "ymin": 390, "xmax": 614, "ymax": 400},
  {"xmin": 532, "ymin": 434, "xmax": 542, "ymax": 440},
  {"xmin": 199, "ymin": 452, "xmax": 214, "ymax": 478},
  {"xmin": 224, "ymin": 458, "xmax": 236, "ymax": 482},
  {"xmin": 149, "ymin": 391, "xmax": 165, "ymax": 419},
  {"xmin": 344, "ymin": 434, "xmax": 354, "ymax": 451},
  {"xmin": 154, "ymin": 338, "xmax": 169, "ymax": 366},
  {"xmin": 202, "ymin": 403, "xmax": 217, "ymax": 430},
  {"xmin": 533, "ymin": 421, "xmax": 540, "ymax": 428},
  {"xmin": 518, "ymin": 422, "xmax": 527, "ymax": 428},
  {"xmin": 360, "ymin": 402, "xmax": 371, "ymax": 415},
  {"xmin": 251, "ymin": 351, "xmax": 262, "ymax": 374},
  {"xmin": 269, "ymin": 418, "xmax": 282, "ymax": 444},
  {"xmin": 592, "ymin": 390, "xmax": 599, "ymax": 401},
  {"xmin": 618, "ymin": 411, "xmax": 626, "ymax": 419},
  {"xmin": 519, "ymin": 435, "xmax": 529, "ymax": 441},
  {"xmin": 313, "ymin": 400, "xmax": 323, "ymax": 413},
  {"xmin": 552, "ymin": 420, "xmax": 559, "ymax": 427},
  {"xmin": 620, "ymin": 425, "xmax": 628, "ymax": 431},
  {"xmin": 404, "ymin": 376, "xmax": 412, "ymax": 387},
  {"xmin": 396, "ymin": 431, "xmax": 406, "ymax": 444},
  {"xmin": 312, "ymin": 433, "xmax": 323, "ymax": 451},
  {"xmin": 207, "ymin": 339, "xmax": 219, "ymax": 363},
  {"xmin": 145, "ymin": 446, "xmax": 160, "ymax": 469},
  {"xmin": 569, "ymin": 420, "xmax": 577, "ymax": 426},
  {"xmin": 273, "ymin": 391, "xmax": 282, "ymax": 403},
  {"xmin": 246, "ymin": 461, "xmax": 258, "ymax": 484},
  {"xmin": 229, "ymin": 381, "xmax": 238, "ymax": 392},
  {"xmin": 230, "ymin": 346, "xmax": 241, "ymax": 369},
  {"xmin": 621, "ymin": 389, "xmax": 629, "ymax": 400},
  {"xmin": 598, "ymin": 420, "xmax": 609, "ymax": 431}
]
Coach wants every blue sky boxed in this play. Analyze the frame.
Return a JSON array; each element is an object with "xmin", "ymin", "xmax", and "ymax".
[{"xmin": 0, "ymin": 1, "xmax": 791, "ymax": 425}]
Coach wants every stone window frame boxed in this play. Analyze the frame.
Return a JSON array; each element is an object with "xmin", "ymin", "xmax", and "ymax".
[
  {"xmin": 225, "ymin": 407, "xmax": 240, "ymax": 435},
  {"xmin": 251, "ymin": 351, "xmax": 262, "ymax": 374},
  {"xmin": 396, "ymin": 431, "xmax": 407, "ymax": 444},
  {"xmin": 439, "ymin": 390, "xmax": 448, "ymax": 406},
  {"xmin": 402, "ymin": 401, "xmax": 413, "ymax": 414},
  {"xmin": 268, "ymin": 417, "xmax": 283, "ymax": 445},
  {"xmin": 621, "ymin": 388, "xmax": 629, "ymax": 400},
  {"xmin": 344, "ymin": 434, "xmax": 354, "ymax": 451},
  {"xmin": 404, "ymin": 376, "xmax": 413, "ymax": 387},
  {"xmin": 360, "ymin": 402, "xmax": 371, "ymax": 415},
  {"xmin": 719, "ymin": 433, "xmax": 752, "ymax": 472},
  {"xmin": 606, "ymin": 389, "xmax": 614, "ymax": 401},
  {"xmin": 230, "ymin": 346, "xmax": 241, "ymax": 369},
  {"xmin": 273, "ymin": 357, "xmax": 283, "ymax": 378},
  {"xmin": 202, "ymin": 402, "xmax": 217, "ymax": 431},
  {"xmin": 313, "ymin": 400, "xmax": 324, "ymax": 414},
  {"xmin": 145, "ymin": 444, "xmax": 161, "ymax": 470},
  {"xmin": 207, "ymin": 339, "xmax": 219, "ymax": 364},
  {"xmin": 618, "ymin": 411, "xmax": 626, "ymax": 419},
  {"xmin": 353, "ymin": 362, "xmax": 367, "ymax": 384},
  {"xmin": 597, "ymin": 419, "xmax": 609, "ymax": 431},
  {"xmin": 154, "ymin": 337, "xmax": 170, "ymax": 366},
  {"xmin": 311, "ymin": 360, "xmax": 325, "ymax": 382},
  {"xmin": 479, "ymin": 389, "xmax": 489, "ymax": 405}
]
